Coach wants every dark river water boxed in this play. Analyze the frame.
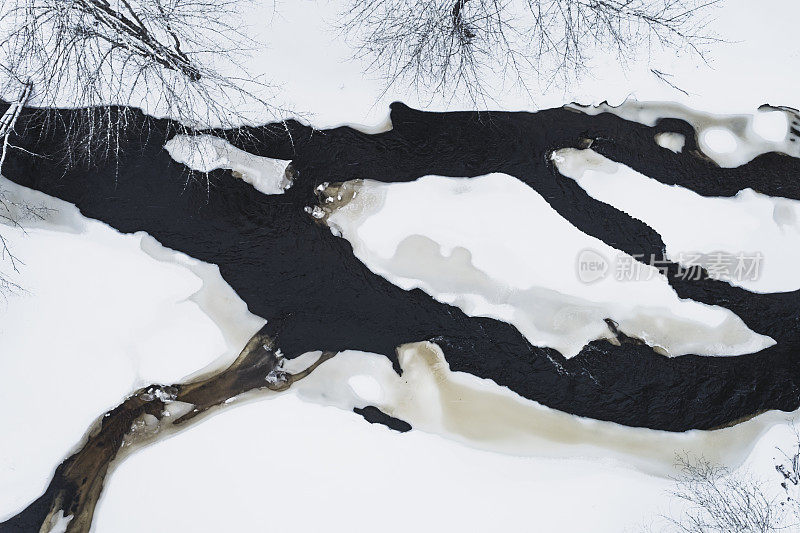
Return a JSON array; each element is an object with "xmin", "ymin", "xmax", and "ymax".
[
  {"xmin": 1, "ymin": 101, "xmax": 799, "ymax": 531},
  {"xmin": 3, "ymin": 102, "xmax": 799, "ymax": 430}
]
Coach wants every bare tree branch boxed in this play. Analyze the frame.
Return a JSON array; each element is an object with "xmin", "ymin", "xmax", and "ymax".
[
  {"xmin": 340, "ymin": 0, "xmax": 722, "ymax": 104},
  {"xmin": 0, "ymin": 0, "xmax": 284, "ymax": 165},
  {"xmin": 0, "ymin": 1, "xmax": 291, "ymax": 288},
  {"xmin": 651, "ymin": 68, "xmax": 689, "ymax": 95},
  {"xmin": 0, "ymin": 83, "xmax": 40, "ymax": 297},
  {"xmin": 653, "ymin": 444, "xmax": 800, "ymax": 532}
]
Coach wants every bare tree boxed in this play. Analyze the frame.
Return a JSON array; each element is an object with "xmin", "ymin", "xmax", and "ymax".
[
  {"xmin": 0, "ymin": 185, "xmax": 51, "ymax": 298},
  {"xmin": 340, "ymin": 0, "xmax": 722, "ymax": 103},
  {"xmin": 0, "ymin": 0, "xmax": 279, "ymax": 163},
  {"xmin": 775, "ymin": 424, "xmax": 800, "ymax": 528},
  {"xmin": 0, "ymin": 0, "xmax": 284, "ymax": 292},
  {"xmin": 648, "ymin": 436, "xmax": 800, "ymax": 533},
  {"xmin": 663, "ymin": 455, "xmax": 790, "ymax": 532},
  {"xmin": 0, "ymin": 83, "xmax": 50, "ymax": 297}
]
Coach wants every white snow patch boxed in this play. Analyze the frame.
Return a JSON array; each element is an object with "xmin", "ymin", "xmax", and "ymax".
[
  {"xmin": 326, "ymin": 175, "xmax": 774, "ymax": 358},
  {"xmin": 1, "ymin": 176, "xmax": 795, "ymax": 533},
  {"xmin": 568, "ymin": 100, "xmax": 798, "ymax": 167},
  {"xmin": 655, "ymin": 132, "xmax": 685, "ymax": 153},
  {"xmin": 93, "ymin": 393, "xmax": 670, "ymax": 533},
  {"xmin": 44, "ymin": 510, "xmax": 73, "ymax": 533},
  {"xmin": 164, "ymin": 134, "xmax": 292, "ymax": 195},
  {"xmin": 752, "ymin": 110, "xmax": 790, "ymax": 142},
  {"xmin": 702, "ymin": 127, "xmax": 738, "ymax": 153},
  {"xmin": 0, "ymin": 177, "xmax": 85, "ymax": 234},
  {"xmin": 92, "ymin": 343, "xmax": 800, "ymax": 533},
  {"xmin": 136, "ymin": 234, "xmax": 266, "ymax": 378},
  {"xmin": 553, "ymin": 148, "xmax": 800, "ymax": 292},
  {"xmin": 347, "ymin": 375, "xmax": 384, "ymax": 404},
  {"xmin": 337, "ymin": 112, "xmax": 393, "ymax": 134},
  {"xmin": 0, "ymin": 177, "xmax": 259, "ymax": 518},
  {"xmin": 293, "ymin": 344, "xmax": 798, "ymax": 476}
]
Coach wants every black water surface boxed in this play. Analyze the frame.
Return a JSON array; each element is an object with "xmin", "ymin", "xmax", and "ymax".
[
  {"xmin": 2, "ymin": 102, "xmax": 798, "ymax": 434},
  {"xmin": 354, "ymin": 406, "xmax": 412, "ymax": 432}
]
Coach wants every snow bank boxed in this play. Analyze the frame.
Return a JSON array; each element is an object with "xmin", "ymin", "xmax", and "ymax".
[
  {"xmin": 553, "ymin": 148, "xmax": 800, "ymax": 293},
  {"xmin": 216, "ymin": 0, "xmax": 800, "ymax": 127},
  {"xmin": 1, "ymin": 175, "xmax": 795, "ymax": 532},
  {"xmin": 288, "ymin": 344, "xmax": 794, "ymax": 476},
  {"xmin": 568, "ymin": 100, "xmax": 799, "ymax": 168},
  {"xmin": 164, "ymin": 134, "xmax": 293, "ymax": 195},
  {"xmin": 92, "ymin": 393, "xmax": 670, "ymax": 533},
  {"xmin": 0, "ymin": 175, "xmax": 85, "ymax": 234},
  {"xmin": 14, "ymin": 1, "xmax": 799, "ymax": 131},
  {"xmin": 654, "ymin": 132, "xmax": 686, "ymax": 153},
  {"xmin": 0, "ymin": 175, "xmax": 259, "ymax": 518},
  {"xmin": 324, "ymin": 176, "xmax": 774, "ymax": 358},
  {"xmin": 92, "ymin": 343, "xmax": 799, "ymax": 532}
]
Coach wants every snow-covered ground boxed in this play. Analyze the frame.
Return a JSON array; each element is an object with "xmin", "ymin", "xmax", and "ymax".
[
  {"xmin": 567, "ymin": 103, "xmax": 800, "ymax": 168},
  {"xmin": 0, "ymin": 177, "xmax": 680, "ymax": 530},
  {"xmin": 324, "ymin": 174, "xmax": 775, "ymax": 358},
  {"xmin": 88, "ymin": 401, "xmax": 800, "ymax": 532},
  {"xmin": 241, "ymin": 0, "xmax": 800, "ymax": 126},
  {"xmin": 553, "ymin": 147, "xmax": 800, "ymax": 293},
  {"xmin": 0, "ymin": 179, "xmax": 228, "ymax": 516},
  {"xmin": 3, "ymin": 1, "xmax": 800, "ymax": 531},
  {"xmin": 164, "ymin": 135, "xmax": 293, "ymax": 195},
  {"xmin": 94, "ymin": 394, "xmax": 673, "ymax": 533},
  {"xmin": 0, "ymin": 168, "xmax": 796, "ymax": 530},
  {"xmin": 16, "ymin": 0, "xmax": 798, "ymax": 129}
]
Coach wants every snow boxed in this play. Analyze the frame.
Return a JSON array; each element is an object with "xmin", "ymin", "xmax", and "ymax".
[
  {"xmin": 753, "ymin": 110, "xmax": 791, "ymax": 142},
  {"xmin": 568, "ymin": 101, "xmax": 800, "ymax": 167},
  {"xmin": 325, "ymin": 175, "xmax": 774, "ymax": 358},
  {"xmin": 89, "ymin": 347, "xmax": 800, "ymax": 532},
  {"xmin": 92, "ymin": 394, "xmax": 671, "ymax": 533},
  {"xmin": 289, "ymin": 345, "xmax": 796, "ymax": 477},
  {"xmin": 654, "ymin": 132, "xmax": 685, "ymax": 153},
  {"xmin": 164, "ymin": 134, "xmax": 292, "ymax": 195},
  {"xmin": 44, "ymin": 510, "xmax": 73, "ymax": 533},
  {"xmin": 347, "ymin": 374, "xmax": 384, "ymax": 404},
  {"xmin": 8, "ymin": 1, "xmax": 800, "ymax": 130},
  {"xmin": 0, "ymin": 175, "xmax": 257, "ymax": 518},
  {"xmin": 2, "ymin": 172, "xmax": 795, "ymax": 531},
  {"xmin": 4, "ymin": 1, "xmax": 800, "ymax": 531},
  {"xmin": 703, "ymin": 127, "xmax": 739, "ymax": 153},
  {"xmin": 553, "ymin": 148, "xmax": 800, "ymax": 293},
  {"xmin": 210, "ymin": 0, "xmax": 800, "ymax": 127}
]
